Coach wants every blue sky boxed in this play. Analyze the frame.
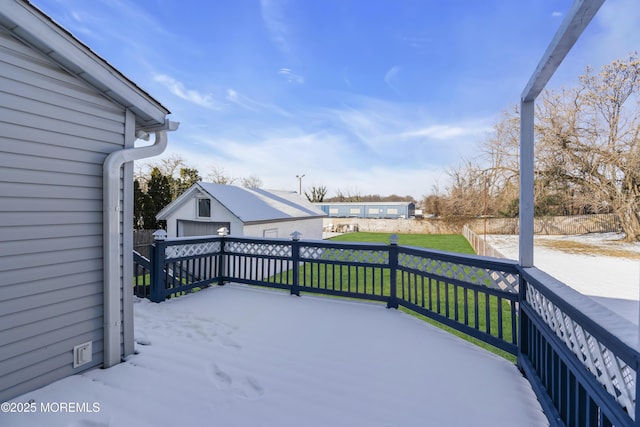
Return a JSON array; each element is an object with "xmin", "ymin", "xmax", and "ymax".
[{"xmin": 32, "ymin": 0, "xmax": 639, "ymax": 199}]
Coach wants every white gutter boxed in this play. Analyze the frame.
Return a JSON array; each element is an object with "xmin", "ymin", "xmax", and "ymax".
[{"xmin": 102, "ymin": 119, "xmax": 179, "ymax": 368}]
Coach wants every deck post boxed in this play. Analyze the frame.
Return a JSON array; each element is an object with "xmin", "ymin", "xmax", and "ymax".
[
  {"xmin": 516, "ymin": 274, "xmax": 528, "ymax": 372},
  {"xmin": 150, "ymin": 230, "xmax": 167, "ymax": 303},
  {"xmin": 290, "ymin": 231, "xmax": 302, "ymax": 296},
  {"xmin": 519, "ymin": 100, "xmax": 535, "ymax": 268},
  {"xmin": 636, "ymin": 362, "xmax": 640, "ymax": 424},
  {"xmin": 217, "ymin": 227, "xmax": 228, "ymax": 285},
  {"xmin": 387, "ymin": 234, "xmax": 399, "ymax": 309}
]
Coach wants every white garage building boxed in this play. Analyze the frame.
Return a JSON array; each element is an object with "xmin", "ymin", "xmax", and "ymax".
[{"xmin": 156, "ymin": 182, "xmax": 326, "ymax": 240}]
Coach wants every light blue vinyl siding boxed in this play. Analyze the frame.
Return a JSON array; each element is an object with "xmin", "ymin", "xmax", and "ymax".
[{"xmin": 0, "ymin": 28, "xmax": 127, "ymax": 401}]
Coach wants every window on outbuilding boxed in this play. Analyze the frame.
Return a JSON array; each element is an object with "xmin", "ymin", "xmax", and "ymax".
[
  {"xmin": 263, "ymin": 228, "xmax": 278, "ymax": 238},
  {"xmin": 197, "ymin": 198, "xmax": 211, "ymax": 218}
]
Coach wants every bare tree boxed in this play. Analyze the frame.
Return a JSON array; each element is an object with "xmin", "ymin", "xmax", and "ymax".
[
  {"xmin": 481, "ymin": 109, "xmax": 521, "ymax": 216},
  {"xmin": 442, "ymin": 161, "xmax": 488, "ymax": 216},
  {"xmin": 305, "ymin": 185, "xmax": 328, "ymax": 202},
  {"xmin": 422, "ymin": 54, "xmax": 640, "ymax": 234},
  {"xmin": 136, "ymin": 154, "xmax": 188, "ymax": 196},
  {"xmin": 536, "ymin": 52, "xmax": 640, "ymax": 239},
  {"xmin": 207, "ymin": 165, "xmax": 236, "ymax": 185},
  {"xmin": 241, "ymin": 175, "xmax": 263, "ymax": 189},
  {"xmin": 157, "ymin": 154, "xmax": 187, "ymax": 178}
]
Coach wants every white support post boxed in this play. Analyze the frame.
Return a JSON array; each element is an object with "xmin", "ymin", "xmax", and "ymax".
[
  {"xmin": 519, "ymin": 100, "xmax": 535, "ymax": 268},
  {"xmin": 517, "ymin": 0, "xmax": 604, "ymax": 268}
]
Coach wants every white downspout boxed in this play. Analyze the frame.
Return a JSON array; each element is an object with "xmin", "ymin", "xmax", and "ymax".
[{"xmin": 102, "ymin": 120, "xmax": 178, "ymax": 368}]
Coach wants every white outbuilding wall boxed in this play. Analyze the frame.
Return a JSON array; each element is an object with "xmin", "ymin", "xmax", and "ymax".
[
  {"xmin": 244, "ymin": 217, "xmax": 324, "ymax": 240},
  {"xmin": 164, "ymin": 191, "xmax": 243, "ymax": 237}
]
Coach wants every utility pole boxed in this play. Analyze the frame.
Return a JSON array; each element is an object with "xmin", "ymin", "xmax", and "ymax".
[{"xmin": 296, "ymin": 174, "xmax": 305, "ymax": 195}]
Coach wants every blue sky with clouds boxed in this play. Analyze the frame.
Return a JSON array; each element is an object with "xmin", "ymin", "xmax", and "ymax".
[{"xmin": 31, "ymin": 0, "xmax": 639, "ymax": 198}]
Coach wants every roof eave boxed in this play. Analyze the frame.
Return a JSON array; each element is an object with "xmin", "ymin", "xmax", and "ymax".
[
  {"xmin": 156, "ymin": 185, "xmax": 203, "ymax": 220},
  {"xmin": 243, "ymin": 215, "xmax": 327, "ymax": 226}
]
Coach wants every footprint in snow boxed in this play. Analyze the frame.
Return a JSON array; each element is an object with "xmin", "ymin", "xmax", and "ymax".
[
  {"xmin": 134, "ymin": 329, "xmax": 151, "ymax": 346},
  {"xmin": 206, "ymin": 362, "xmax": 264, "ymax": 400},
  {"xmin": 216, "ymin": 335, "xmax": 242, "ymax": 351},
  {"xmin": 233, "ymin": 376, "xmax": 264, "ymax": 400},
  {"xmin": 207, "ymin": 362, "xmax": 232, "ymax": 390}
]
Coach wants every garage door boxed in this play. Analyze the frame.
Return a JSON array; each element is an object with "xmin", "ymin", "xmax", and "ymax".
[{"xmin": 178, "ymin": 220, "xmax": 231, "ymax": 237}]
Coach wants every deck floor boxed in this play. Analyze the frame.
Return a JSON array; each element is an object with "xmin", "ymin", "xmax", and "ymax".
[{"xmin": 4, "ymin": 284, "xmax": 548, "ymax": 427}]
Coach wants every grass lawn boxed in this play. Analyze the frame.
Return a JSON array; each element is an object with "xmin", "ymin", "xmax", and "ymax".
[
  {"xmin": 328, "ymin": 232, "xmax": 475, "ymax": 254},
  {"xmin": 327, "ymin": 232, "xmax": 515, "ymax": 361}
]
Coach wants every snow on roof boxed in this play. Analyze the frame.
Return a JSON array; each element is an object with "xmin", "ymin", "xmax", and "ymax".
[
  {"xmin": 4, "ymin": 284, "xmax": 548, "ymax": 427},
  {"xmin": 197, "ymin": 182, "xmax": 326, "ymax": 223}
]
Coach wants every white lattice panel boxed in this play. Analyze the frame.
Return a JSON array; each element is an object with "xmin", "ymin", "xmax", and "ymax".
[
  {"xmin": 165, "ymin": 241, "xmax": 221, "ymax": 259},
  {"xmin": 226, "ymin": 241, "xmax": 292, "ymax": 257},
  {"xmin": 398, "ymin": 253, "xmax": 519, "ymax": 293},
  {"xmin": 301, "ymin": 247, "xmax": 389, "ymax": 264},
  {"xmin": 526, "ymin": 284, "xmax": 636, "ymax": 419}
]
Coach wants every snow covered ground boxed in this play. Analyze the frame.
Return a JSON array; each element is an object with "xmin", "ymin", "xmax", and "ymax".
[
  {"xmin": 3, "ymin": 285, "xmax": 548, "ymax": 427},
  {"xmin": 486, "ymin": 233, "xmax": 640, "ymax": 327}
]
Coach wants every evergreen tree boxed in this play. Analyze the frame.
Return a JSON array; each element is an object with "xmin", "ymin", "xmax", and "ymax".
[
  {"xmin": 177, "ymin": 167, "xmax": 202, "ymax": 196},
  {"xmin": 134, "ymin": 179, "xmax": 145, "ymax": 229},
  {"xmin": 144, "ymin": 167, "xmax": 172, "ymax": 229}
]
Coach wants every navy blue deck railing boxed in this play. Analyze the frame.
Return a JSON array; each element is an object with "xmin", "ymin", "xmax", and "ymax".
[
  {"xmin": 134, "ymin": 234, "xmax": 638, "ymax": 427},
  {"xmin": 133, "ymin": 250, "xmax": 151, "ymax": 299},
  {"xmin": 519, "ymin": 268, "xmax": 638, "ymax": 427}
]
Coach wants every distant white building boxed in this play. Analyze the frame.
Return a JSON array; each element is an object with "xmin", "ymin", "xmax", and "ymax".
[
  {"xmin": 156, "ymin": 182, "xmax": 326, "ymax": 240},
  {"xmin": 315, "ymin": 201, "xmax": 416, "ymax": 219}
]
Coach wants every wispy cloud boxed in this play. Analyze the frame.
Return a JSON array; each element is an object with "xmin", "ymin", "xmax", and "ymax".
[
  {"xmin": 163, "ymin": 129, "xmax": 448, "ymax": 198},
  {"xmin": 399, "ymin": 35, "xmax": 433, "ymax": 49},
  {"xmin": 60, "ymin": 1, "xmax": 169, "ymax": 50},
  {"xmin": 260, "ymin": 0, "xmax": 292, "ymax": 55},
  {"xmin": 278, "ymin": 68, "xmax": 305, "ymax": 84},
  {"xmin": 226, "ymin": 89, "xmax": 259, "ymax": 111},
  {"xmin": 400, "ymin": 124, "xmax": 492, "ymax": 140},
  {"xmin": 226, "ymin": 89, "xmax": 293, "ymax": 117},
  {"xmin": 384, "ymin": 66, "xmax": 401, "ymax": 93},
  {"xmin": 327, "ymin": 98, "xmax": 494, "ymax": 165},
  {"xmin": 551, "ymin": 11, "xmax": 563, "ymax": 18},
  {"xmin": 154, "ymin": 74, "xmax": 220, "ymax": 109},
  {"xmin": 151, "ymin": 92, "xmax": 487, "ymax": 198}
]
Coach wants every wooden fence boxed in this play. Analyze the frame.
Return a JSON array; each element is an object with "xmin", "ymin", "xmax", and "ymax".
[
  {"xmin": 133, "ymin": 229, "xmax": 155, "ymax": 258},
  {"xmin": 466, "ymin": 213, "xmax": 621, "ymax": 236},
  {"xmin": 462, "ymin": 225, "xmax": 507, "ymax": 258}
]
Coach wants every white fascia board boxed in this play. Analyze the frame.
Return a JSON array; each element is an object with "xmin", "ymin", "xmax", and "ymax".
[{"xmin": 156, "ymin": 185, "xmax": 203, "ymax": 220}]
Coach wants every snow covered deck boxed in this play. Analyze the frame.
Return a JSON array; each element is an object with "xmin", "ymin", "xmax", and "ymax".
[{"xmin": 4, "ymin": 284, "xmax": 547, "ymax": 427}]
